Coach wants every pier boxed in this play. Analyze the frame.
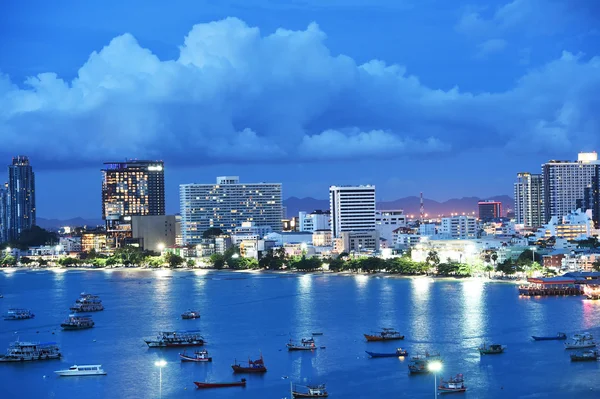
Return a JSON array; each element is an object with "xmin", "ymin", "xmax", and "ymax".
[{"xmin": 518, "ymin": 276, "xmax": 582, "ymax": 297}]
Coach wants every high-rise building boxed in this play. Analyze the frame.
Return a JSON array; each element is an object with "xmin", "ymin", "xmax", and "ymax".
[
  {"xmin": 478, "ymin": 200, "xmax": 502, "ymax": 222},
  {"xmin": 8, "ymin": 156, "xmax": 36, "ymax": 240},
  {"xmin": 583, "ymin": 165, "xmax": 600, "ymax": 229},
  {"xmin": 298, "ymin": 210, "xmax": 330, "ymax": 232},
  {"xmin": 329, "ymin": 185, "xmax": 376, "ymax": 238},
  {"xmin": 542, "ymin": 152, "xmax": 600, "ymax": 222},
  {"xmin": 0, "ymin": 184, "xmax": 8, "ymax": 243},
  {"xmin": 514, "ymin": 172, "xmax": 544, "ymax": 228},
  {"xmin": 180, "ymin": 176, "xmax": 283, "ymax": 245},
  {"xmin": 101, "ymin": 160, "xmax": 165, "ymax": 245},
  {"xmin": 440, "ymin": 215, "xmax": 477, "ymax": 239},
  {"xmin": 375, "ymin": 210, "xmax": 406, "ymax": 243}
]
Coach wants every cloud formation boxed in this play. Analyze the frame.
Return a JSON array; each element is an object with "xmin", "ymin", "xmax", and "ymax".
[{"xmin": 1, "ymin": 17, "xmax": 600, "ymax": 168}]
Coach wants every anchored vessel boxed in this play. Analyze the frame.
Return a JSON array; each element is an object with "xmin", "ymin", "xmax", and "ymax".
[
  {"xmin": 70, "ymin": 293, "xmax": 104, "ymax": 312},
  {"xmin": 0, "ymin": 341, "xmax": 62, "ymax": 362},
  {"xmin": 181, "ymin": 310, "xmax": 201, "ymax": 319},
  {"xmin": 570, "ymin": 349, "xmax": 600, "ymax": 362},
  {"xmin": 438, "ymin": 374, "xmax": 467, "ymax": 394},
  {"xmin": 364, "ymin": 328, "xmax": 404, "ymax": 342},
  {"xmin": 232, "ymin": 354, "xmax": 267, "ymax": 373},
  {"xmin": 61, "ymin": 315, "xmax": 95, "ymax": 330},
  {"xmin": 3, "ymin": 308, "xmax": 35, "ymax": 320},
  {"xmin": 291, "ymin": 383, "xmax": 329, "ymax": 398},
  {"xmin": 408, "ymin": 352, "xmax": 442, "ymax": 374},
  {"xmin": 366, "ymin": 348, "xmax": 409, "ymax": 358},
  {"xmin": 532, "ymin": 332, "xmax": 566, "ymax": 341},
  {"xmin": 145, "ymin": 330, "xmax": 205, "ymax": 348},
  {"xmin": 478, "ymin": 343, "xmax": 505, "ymax": 355},
  {"xmin": 194, "ymin": 378, "xmax": 246, "ymax": 389},
  {"xmin": 180, "ymin": 349, "xmax": 212, "ymax": 362},
  {"xmin": 54, "ymin": 364, "xmax": 106, "ymax": 376},
  {"xmin": 565, "ymin": 333, "xmax": 596, "ymax": 349},
  {"xmin": 287, "ymin": 338, "xmax": 316, "ymax": 351}
]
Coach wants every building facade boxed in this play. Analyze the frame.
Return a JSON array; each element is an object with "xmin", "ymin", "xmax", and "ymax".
[
  {"xmin": 514, "ymin": 172, "xmax": 544, "ymax": 228},
  {"xmin": 298, "ymin": 210, "xmax": 330, "ymax": 232},
  {"xmin": 375, "ymin": 209, "xmax": 407, "ymax": 243},
  {"xmin": 542, "ymin": 152, "xmax": 600, "ymax": 223},
  {"xmin": 440, "ymin": 215, "xmax": 477, "ymax": 239},
  {"xmin": 7, "ymin": 156, "xmax": 36, "ymax": 240},
  {"xmin": 0, "ymin": 185, "xmax": 8, "ymax": 243},
  {"xmin": 478, "ymin": 200, "xmax": 502, "ymax": 222},
  {"xmin": 337, "ymin": 230, "xmax": 380, "ymax": 253},
  {"xmin": 180, "ymin": 176, "xmax": 283, "ymax": 245},
  {"xmin": 329, "ymin": 185, "xmax": 376, "ymax": 238},
  {"xmin": 130, "ymin": 215, "xmax": 176, "ymax": 253}
]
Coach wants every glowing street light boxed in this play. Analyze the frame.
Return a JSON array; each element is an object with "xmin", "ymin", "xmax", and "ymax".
[
  {"xmin": 530, "ymin": 246, "xmax": 536, "ymax": 263},
  {"xmin": 428, "ymin": 360, "xmax": 442, "ymax": 397},
  {"xmin": 154, "ymin": 360, "xmax": 167, "ymax": 399},
  {"xmin": 231, "ymin": 253, "xmax": 240, "ymax": 259},
  {"xmin": 157, "ymin": 243, "xmax": 165, "ymax": 253}
]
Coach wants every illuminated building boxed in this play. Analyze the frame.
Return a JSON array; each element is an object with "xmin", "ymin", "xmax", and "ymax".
[
  {"xmin": 375, "ymin": 209, "xmax": 406, "ymax": 242},
  {"xmin": 81, "ymin": 231, "xmax": 108, "ymax": 252},
  {"xmin": 180, "ymin": 176, "xmax": 283, "ymax": 245},
  {"xmin": 7, "ymin": 156, "xmax": 36, "ymax": 240},
  {"xmin": 0, "ymin": 184, "xmax": 7, "ymax": 243},
  {"xmin": 329, "ymin": 185, "xmax": 376, "ymax": 238},
  {"xmin": 440, "ymin": 215, "xmax": 477, "ymax": 239},
  {"xmin": 298, "ymin": 210, "xmax": 330, "ymax": 232},
  {"xmin": 478, "ymin": 200, "xmax": 502, "ymax": 222},
  {"xmin": 514, "ymin": 172, "xmax": 544, "ymax": 228}
]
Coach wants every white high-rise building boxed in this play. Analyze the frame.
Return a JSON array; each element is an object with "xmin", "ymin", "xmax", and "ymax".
[
  {"xmin": 514, "ymin": 172, "xmax": 544, "ymax": 228},
  {"xmin": 180, "ymin": 176, "xmax": 282, "ymax": 245},
  {"xmin": 298, "ymin": 211, "xmax": 330, "ymax": 232},
  {"xmin": 375, "ymin": 210, "xmax": 407, "ymax": 243},
  {"xmin": 542, "ymin": 152, "xmax": 600, "ymax": 223},
  {"xmin": 440, "ymin": 215, "xmax": 477, "ymax": 239},
  {"xmin": 329, "ymin": 185, "xmax": 376, "ymax": 238}
]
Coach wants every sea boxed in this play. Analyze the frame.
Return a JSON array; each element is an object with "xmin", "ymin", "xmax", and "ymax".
[{"xmin": 0, "ymin": 268, "xmax": 599, "ymax": 399}]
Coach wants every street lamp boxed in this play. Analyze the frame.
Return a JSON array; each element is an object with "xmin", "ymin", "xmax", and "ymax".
[
  {"xmin": 530, "ymin": 246, "xmax": 536, "ymax": 263},
  {"xmin": 154, "ymin": 360, "xmax": 166, "ymax": 399},
  {"xmin": 428, "ymin": 360, "xmax": 442, "ymax": 397}
]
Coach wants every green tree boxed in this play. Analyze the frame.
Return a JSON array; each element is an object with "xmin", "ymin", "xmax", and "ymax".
[
  {"xmin": 484, "ymin": 264, "xmax": 494, "ymax": 278},
  {"xmin": 38, "ymin": 258, "xmax": 48, "ymax": 267},
  {"xmin": 1, "ymin": 255, "xmax": 17, "ymax": 266},
  {"xmin": 491, "ymin": 252, "xmax": 498, "ymax": 265},
  {"xmin": 517, "ymin": 249, "xmax": 542, "ymax": 266},
  {"xmin": 290, "ymin": 256, "xmax": 322, "ymax": 271},
  {"xmin": 164, "ymin": 252, "xmax": 184, "ymax": 268},
  {"xmin": 58, "ymin": 257, "xmax": 79, "ymax": 267},
  {"xmin": 186, "ymin": 259, "xmax": 196, "ymax": 268},
  {"xmin": 202, "ymin": 228, "xmax": 224, "ymax": 239},
  {"xmin": 114, "ymin": 245, "xmax": 144, "ymax": 266},
  {"xmin": 328, "ymin": 257, "xmax": 346, "ymax": 272},
  {"xmin": 426, "ymin": 250, "xmax": 440, "ymax": 267},
  {"xmin": 209, "ymin": 253, "xmax": 225, "ymax": 269},
  {"xmin": 7, "ymin": 226, "xmax": 58, "ymax": 249},
  {"xmin": 105, "ymin": 256, "xmax": 119, "ymax": 267},
  {"xmin": 19, "ymin": 256, "xmax": 33, "ymax": 265}
]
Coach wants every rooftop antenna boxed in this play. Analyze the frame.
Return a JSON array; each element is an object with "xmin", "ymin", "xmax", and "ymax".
[{"xmin": 420, "ymin": 192, "xmax": 424, "ymax": 223}]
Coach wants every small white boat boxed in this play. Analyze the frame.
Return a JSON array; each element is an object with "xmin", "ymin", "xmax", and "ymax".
[
  {"xmin": 565, "ymin": 333, "xmax": 596, "ymax": 349},
  {"xmin": 54, "ymin": 364, "xmax": 106, "ymax": 376}
]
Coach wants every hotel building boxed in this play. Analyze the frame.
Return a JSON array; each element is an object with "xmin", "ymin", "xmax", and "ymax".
[
  {"xmin": 514, "ymin": 172, "xmax": 544, "ymax": 228},
  {"xmin": 329, "ymin": 185, "xmax": 376, "ymax": 239}
]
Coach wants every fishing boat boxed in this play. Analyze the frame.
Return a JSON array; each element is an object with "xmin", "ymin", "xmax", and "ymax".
[
  {"xmin": 411, "ymin": 351, "xmax": 442, "ymax": 362},
  {"xmin": 181, "ymin": 310, "xmax": 201, "ymax": 319},
  {"xmin": 194, "ymin": 378, "xmax": 246, "ymax": 389},
  {"xmin": 570, "ymin": 350, "xmax": 600, "ymax": 362},
  {"xmin": 565, "ymin": 333, "xmax": 596, "ymax": 349},
  {"xmin": 291, "ymin": 382, "xmax": 329, "ymax": 398},
  {"xmin": 180, "ymin": 349, "xmax": 212, "ymax": 362},
  {"xmin": 70, "ymin": 293, "xmax": 104, "ymax": 312},
  {"xmin": 3, "ymin": 308, "xmax": 35, "ymax": 320},
  {"xmin": 408, "ymin": 359, "xmax": 429, "ymax": 374},
  {"xmin": 54, "ymin": 364, "xmax": 107, "ymax": 376},
  {"xmin": 312, "ymin": 332, "xmax": 323, "ymax": 336},
  {"xmin": 144, "ymin": 330, "xmax": 205, "ymax": 348},
  {"xmin": 61, "ymin": 315, "xmax": 95, "ymax": 330},
  {"xmin": 478, "ymin": 343, "xmax": 505, "ymax": 355},
  {"xmin": 364, "ymin": 328, "xmax": 404, "ymax": 342},
  {"xmin": 532, "ymin": 332, "xmax": 567, "ymax": 341},
  {"xmin": 438, "ymin": 374, "xmax": 467, "ymax": 394},
  {"xmin": 287, "ymin": 338, "xmax": 316, "ymax": 351},
  {"xmin": 0, "ymin": 341, "xmax": 62, "ymax": 362},
  {"xmin": 366, "ymin": 348, "xmax": 409, "ymax": 358},
  {"xmin": 231, "ymin": 354, "xmax": 267, "ymax": 373}
]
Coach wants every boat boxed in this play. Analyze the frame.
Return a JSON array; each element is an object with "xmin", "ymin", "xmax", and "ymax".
[
  {"xmin": 145, "ymin": 330, "xmax": 205, "ymax": 348},
  {"xmin": 70, "ymin": 293, "xmax": 104, "ymax": 312},
  {"xmin": 231, "ymin": 354, "xmax": 267, "ymax": 373},
  {"xmin": 180, "ymin": 349, "xmax": 212, "ymax": 362},
  {"xmin": 61, "ymin": 315, "xmax": 95, "ymax": 330},
  {"xmin": 181, "ymin": 310, "xmax": 201, "ymax": 319},
  {"xmin": 3, "ymin": 308, "xmax": 34, "ymax": 320},
  {"xmin": 532, "ymin": 332, "xmax": 567, "ymax": 341},
  {"xmin": 287, "ymin": 338, "xmax": 316, "ymax": 351},
  {"xmin": 411, "ymin": 351, "xmax": 442, "ymax": 361},
  {"xmin": 570, "ymin": 349, "xmax": 600, "ymax": 362},
  {"xmin": 194, "ymin": 379, "xmax": 246, "ymax": 389},
  {"xmin": 366, "ymin": 348, "xmax": 409, "ymax": 358},
  {"xmin": 565, "ymin": 333, "xmax": 596, "ymax": 349},
  {"xmin": 478, "ymin": 343, "xmax": 505, "ymax": 355},
  {"xmin": 54, "ymin": 364, "xmax": 106, "ymax": 376},
  {"xmin": 291, "ymin": 383, "xmax": 329, "ymax": 398},
  {"xmin": 408, "ymin": 359, "xmax": 429, "ymax": 374},
  {"xmin": 312, "ymin": 332, "xmax": 323, "ymax": 336},
  {"xmin": 0, "ymin": 341, "xmax": 62, "ymax": 362},
  {"xmin": 438, "ymin": 374, "xmax": 467, "ymax": 394},
  {"xmin": 364, "ymin": 328, "xmax": 404, "ymax": 342}
]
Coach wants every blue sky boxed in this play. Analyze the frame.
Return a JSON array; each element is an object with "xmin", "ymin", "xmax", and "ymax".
[{"xmin": 1, "ymin": 0, "xmax": 599, "ymax": 218}]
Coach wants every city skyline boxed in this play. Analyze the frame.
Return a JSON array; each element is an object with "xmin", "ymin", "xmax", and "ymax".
[{"xmin": 2, "ymin": 1, "xmax": 600, "ymax": 219}]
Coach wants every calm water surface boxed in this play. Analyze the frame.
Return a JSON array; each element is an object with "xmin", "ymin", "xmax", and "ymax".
[{"xmin": 1, "ymin": 269, "xmax": 599, "ymax": 399}]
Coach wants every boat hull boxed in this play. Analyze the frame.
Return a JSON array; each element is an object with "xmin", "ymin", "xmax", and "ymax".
[
  {"xmin": 61, "ymin": 324, "xmax": 94, "ymax": 330},
  {"xmin": 231, "ymin": 365, "xmax": 267, "ymax": 373},
  {"xmin": 145, "ymin": 340, "xmax": 205, "ymax": 348},
  {"xmin": 293, "ymin": 392, "xmax": 329, "ymax": 398},
  {"xmin": 194, "ymin": 381, "xmax": 246, "ymax": 388},
  {"xmin": 364, "ymin": 334, "xmax": 404, "ymax": 342},
  {"xmin": 479, "ymin": 350, "xmax": 504, "ymax": 355},
  {"xmin": 532, "ymin": 335, "xmax": 566, "ymax": 341},
  {"xmin": 565, "ymin": 343, "xmax": 596, "ymax": 349},
  {"xmin": 0, "ymin": 354, "xmax": 61, "ymax": 362},
  {"xmin": 287, "ymin": 346, "xmax": 315, "ymax": 351},
  {"xmin": 55, "ymin": 370, "xmax": 107, "ymax": 376},
  {"xmin": 366, "ymin": 351, "xmax": 408, "ymax": 358},
  {"xmin": 180, "ymin": 355, "xmax": 212, "ymax": 362},
  {"xmin": 439, "ymin": 388, "xmax": 467, "ymax": 394},
  {"xmin": 570, "ymin": 356, "xmax": 599, "ymax": 362}
]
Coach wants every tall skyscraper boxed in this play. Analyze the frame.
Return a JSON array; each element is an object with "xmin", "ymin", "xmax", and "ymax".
[
  {"xmin": 583, "ymin": 165, "xmax": 600, "ymax": 229},
  {"xmin": 514, "ymin": 172, "xmax": 544, "ymax": 228},
  {"xmin": 542, "ymin": 152, "xmax": 599, "ymax": 223},
  {"xmin": 8, "ymin": 156, "xmax": 36, "ymax": 240},
  {"xmin": 0, "ymin": 183, "xmax": 8, "ymax": 243},
  {"xmin": 329, "ymin": 185, "xmax": 376, "ymax": 238},
  {"xmin": 478, "ymin": 200, "xmax": 503, "ymax": 222},
  {"xmin": 101, "ymin": 160, "xmax": 165, "ymax": 245},
  {"xmin": 180, "ymin": 176, "xmax": 283, "ymax": 245}
]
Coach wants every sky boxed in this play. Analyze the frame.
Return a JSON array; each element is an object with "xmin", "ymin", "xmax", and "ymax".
[{"xmin": 1, "ymin": 0, "xmax": 600, "ymax": 219}]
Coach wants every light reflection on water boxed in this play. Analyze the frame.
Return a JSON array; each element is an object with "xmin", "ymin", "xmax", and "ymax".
[
  {"xmin": 409, "ymin": 277, "xmax": 432, "ymax": 347},
  {"xmin": 460, "ymin": 279, "xmax": 484, "ymax": 342}
]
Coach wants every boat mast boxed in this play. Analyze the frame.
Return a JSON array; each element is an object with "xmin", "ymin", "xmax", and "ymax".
[{"xmin": 290, "ymin": 381, "xmax": 293, "ymax": 399}]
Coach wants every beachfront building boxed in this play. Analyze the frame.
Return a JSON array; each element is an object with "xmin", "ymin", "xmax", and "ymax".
[
  {"xmin": 329, "ymin": 185, "xmax": 376, "ymax": 238},
  {"xmin": 439, "ymin": 215, "xmax": 477, "ymax": 239},
  {"xmin": 375, "ymin": 210, "xmax": 407, "ymax": 243},
  {"xmin": 514, "ymin": 172, "xmax": 544, "ymax": 228}
]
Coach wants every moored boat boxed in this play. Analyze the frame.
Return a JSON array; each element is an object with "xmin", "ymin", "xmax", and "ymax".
[
  {"xmin": 70, "ymin": 293, "xmax": 104, "ymax": 312},
  {"xmin": 532, "ymin": 332, "xmax": 566, "ymax": 341},
  {"xmin": 366, "ymin": 348, "xmax": 409, "ymax": 358},
  {"xmin": 145, "ymin": 330, "xmax": 205, "ymax": 348},
  {"xmin": 438, "ymin": 374, "xmax": 467, "ymax": 394},
  {"xmin": 181, "ymin": 310, "xmax": 201, "ymax": 319},
  {"xmin": 570, "ymin": 349, "xmax": 600, "ymax": 362},
  {"xmin": 54, "ymin": 364, "xmax": 106, "ymax": 376},
  {"xmin": 565, "ymin": 333, "xmax": 596, "ymax": 349},
  {"xmin": 292, "ymin": 383, "xmax": 328, "ymax": 398},
  {"xmin": 61, "ymin": 315, "xmax": 95, "ymax": 330},
  {"xmin": 0, "ymin": 341, "xmax": 62, "ymax": 362},
  {"xmin": 231, "ymin": 354, "xmax": 267, "ymax": 373},
  {"xmin": 194, "ymin": 378, "xmax": 246, "ymax": 389},
  {"xmin": 180, "ymin": 349, "xmax": 212, "ymax": 362},
  {"xmin": 3, "ymin": 308, "xmax": 34, "ymax": 320},
  {"xmin": 408, "ymin": 359, "xmax": 429, "ymax": 374},
  {"xmin": 364, "ymin": 328, "xmax": 404, "ymax": 342},
  {"xmin": 478, "ymin": 343, "xmax": 505, "ymax": 355},
  {"xmin": 287, "ymin": 338, "xmax": 316, "ymax": 351}
]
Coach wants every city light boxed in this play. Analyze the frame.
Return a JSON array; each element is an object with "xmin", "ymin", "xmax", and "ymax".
[
  {"xmin": 155, "ymin": 360, "xmax": 167, "ymax": 399},
  {"xmin": 157, "ymin": 243, "xmax": 165, "ymax": 252},
  {"xmin": 154, "ymin": 360, "xmax": 167, "ymax": 367},
  {"xmin": 428, "ymin": 360, "xmax": 443, "ymax": 398}
]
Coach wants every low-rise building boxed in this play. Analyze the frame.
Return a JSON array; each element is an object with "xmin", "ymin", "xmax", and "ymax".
[
  {"xmin": 264, "ymin": 232, "xmax": 313, "ymax": 246},
  {"xmin": 336, "ymin": 230, "xmax": 380, "ymax": 253},
  {"xmin": 312, "ymin": 230, "xmax": 332, "ymax": 247},
  {"xmin": 299, "ymin": 210, "xmax": 330, "ymax": 232},
  {"xmin": 215, "ymin": 235, "xmax": 232, "ymax": 255},
  {"xmin": 543, "ymin": 250, "xmax": 568, "ymax": 268},
  {"xmin": 81, "ymin": 231, "xmax": 108, "ymax": 253},
  {"xmin": 162, "ymin": 245, "xmax": 196, "ymax": 258},
  {"xmin": 440, "ymin": 216, "xmax": 477, "ymax": 239},
  {"xmin": 59, "ymin": 236, "xmax": 82, "ymax": 253},
  {"xmin": 375, "ymin": 210, "xmax": 407, "ymax": 243},
  {"xmin": 131, "ymin": 215, "xmax": 177, "ymax": 253}
]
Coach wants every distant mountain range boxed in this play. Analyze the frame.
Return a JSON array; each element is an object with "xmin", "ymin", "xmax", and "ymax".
[
  {"xmin": 283, "ymin": 195, "xmax": 514, "ymax": 218},
  {"xmin": 37, "ymin": 217, "xmax": 104, "ymax": 230}
]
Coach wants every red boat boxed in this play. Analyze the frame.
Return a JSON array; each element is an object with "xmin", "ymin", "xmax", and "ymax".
[
  {"xmin": 231, "ymin": 354, "xmax": 267, "ymax": 373},
  {"xmin": 194, "ymin": 378, "xmax": 246, "ymax": 389}
]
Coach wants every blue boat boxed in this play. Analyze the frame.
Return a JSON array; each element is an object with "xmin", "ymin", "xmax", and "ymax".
[
  {"xmin": 531, "ymin": 332, "xmax": 567, "ymax": 341},
  {"xmin": 366, "ymin": 348, "xmax": 408, "ymax": 358}
]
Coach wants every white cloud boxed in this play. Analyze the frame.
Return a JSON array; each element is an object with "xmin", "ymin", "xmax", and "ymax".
[{"xmin": 474, "ymin": 38, "xmax": 507, "ymax": 59}]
